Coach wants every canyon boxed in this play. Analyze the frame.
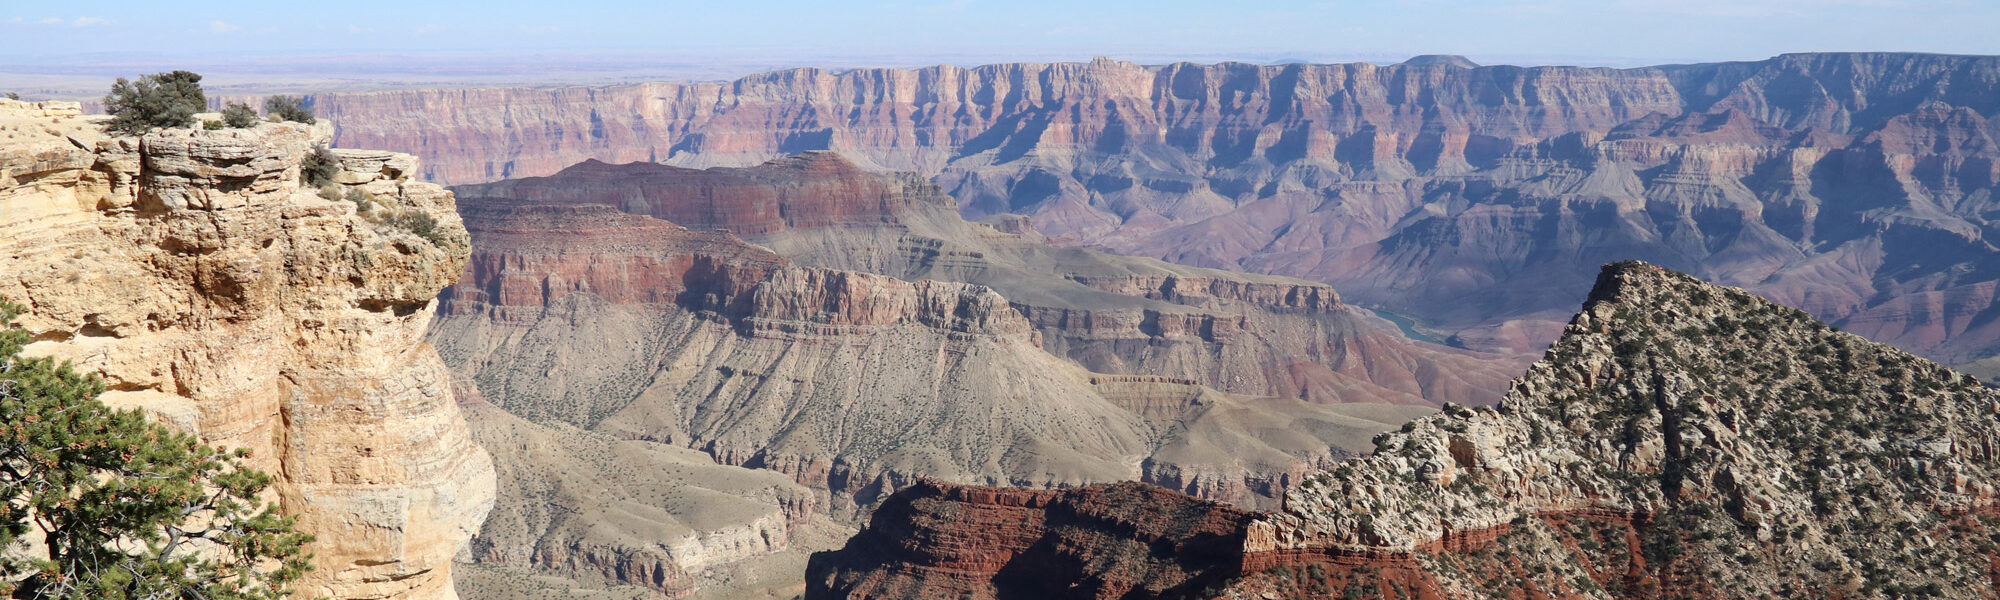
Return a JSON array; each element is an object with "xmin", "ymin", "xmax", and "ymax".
[
  {"xmin": 311, "ymin": 52, "xmax": 2000, "ymax": 373},
  {"xmin": 0, "ymin": 98, "xmax": 494, "ymax": 600},
  {"xmin": 808, "ymin": 261, "xmax": 2000, "ymax": 599},
  {"xmin": 427, "ymin": 154, "xmax": 1483, "ymax": 597}
]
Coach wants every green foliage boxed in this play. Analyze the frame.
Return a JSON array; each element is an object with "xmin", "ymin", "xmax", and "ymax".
[
  {"xmin": 300, "ymin": 145, "xmax": 340, "ymax": 188},
  {"xmin": 344, "ymin": 188, "xmax": 373, "ymax": 214},
  {"xmin": 4, "ymin": 93, "xmax": 18, "ymax": 101},
  {"xmin": 201, "ymin": 121, "xmax": 225, "ymax": 131},
  {"xmin": 0, "ymin": 299, "xmax": 313, "ymax": 599},
  {"xmin": 384, "ymin": 211, "xmax": 442, "ymax": 244},
  {"xmin": 221, "ymin": 103, "xmax": 259, "ymax": 129},
  {"xmin": 102, "ymin": 71, "xmax": 207, "ymax": 135},
  {"xmin": 261, "ymin": 96, "xmax": 313, "ymax": 125}
]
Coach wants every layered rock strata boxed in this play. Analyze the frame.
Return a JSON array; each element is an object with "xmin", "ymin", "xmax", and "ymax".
[
  {"xmin": 428, "ymin": 186, "xmax": 1435, "ymax": 597},
  {"xmin": 314, "ymin": 52, "xmax": 2000, "ymax": 368},
  {"xmin": 0, "ymin": 99, "xmax": 495, "ymax": 600},
  {"xmin": 806, "ymin": 481, "xmax": 1254, "ymax": 600},
  {"xmin": 807, "ymin": 261, "xmax": 2000, "ymax": 598},
  {"xmin": 457, "ymin": 382, "xmax": 829, "ymax": 599},
  {"xmin": 449, "ymin": 153, "xmax": 1519, "ymax": 407},
  {"xmin": 431, "ymin": 197, "xmax": 1433, "ymax": 511}
]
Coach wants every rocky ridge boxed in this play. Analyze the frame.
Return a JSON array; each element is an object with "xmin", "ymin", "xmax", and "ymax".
[
  {"xmin": 312, "ymin": 52, "xmax": 2000, "ymax": 370},
  {"xmin": 806, "ymin": 261, "xmax": 2000, "ymax": 599},
  {"xmin": 0, "ymin": 98, "xmax": 495, "ymax": 600}
]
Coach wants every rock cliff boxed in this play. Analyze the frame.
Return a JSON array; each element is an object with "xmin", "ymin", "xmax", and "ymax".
[
  {"xmin": 0, "ymin": 99, "xmax": 495, "ymax": 600},
  {"xmin": 427, "ymin": 179, "xmax": 1437, "ymax": 596},
  {"xmin": 311, "ymin": 52, "xmax": 2000, "ymax": 370},
  {"xmin": 449, "ymin": 153, "xmax": 1519, "ymax": 407},
  {"xmin": 806, "ymin": 261, "xmax": 2000, "ymax": 599}
]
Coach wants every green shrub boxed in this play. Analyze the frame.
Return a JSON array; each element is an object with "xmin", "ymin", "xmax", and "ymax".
[
  {"xmin": 345, "ymin": 188, "xmax": 373, "ymax": 214},
  {"xmin": 203, "ymin": 120, "xmax": 225, "ymax": 130},
  {"xmin": 387, "ymin": 210, "xmax": 442, "ymax": 244},
  {"xmin": 301, "ymin": 145, "xmax": 341, "ymax": 188},
  {"xmin": 222, "ymin": 102, "xmax": 259, "ymax": 128},
  {"xmin": 263, "ymin": 95, "xmax": 314, "ymax": 124},
  {"xmin": 102, "ymin": 70, "xmax": 208, "ymax": 134},
  {"xmin": 4, "ymin": 92, "xmax": 18, "ymax": 101}
]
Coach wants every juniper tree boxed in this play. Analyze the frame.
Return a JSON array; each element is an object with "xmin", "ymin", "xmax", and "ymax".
[
  {"xmin": 0, "ymin": 299, "xmax": 312, "ymax": 600},
  {"xmin": 220, "ymin": 103, "xmax": 259, "ymax": 129},
  {"xmin": 261, "ymin": 96, "xmax": 313, "ymax": 125},
  {"xmin": 102, "ymin": 71, "xmax": 207, "ymax": 135}
]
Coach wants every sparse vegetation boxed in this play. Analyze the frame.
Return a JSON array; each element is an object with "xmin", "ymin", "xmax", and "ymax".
[
  {"xmin": 263, "ymin": 95, "xmax": 314, "ymax": 124},
  {"xmin": 301, "ymin": 145, "xmax": 340, "ymax": 188},
  {"xmin": 222, "ymin": 102, "xmax": 260, "ymax": 128},
  {"xmin": 0, "ymin": 299, "xmax": 313, "ymax": 599},
  {"xmin": 102, "ymin": 70, "xmax": 207, "ymax": 134},
  {"xmin": 345, "ymin": 188, "xmax": 374, "ymax": 214}
]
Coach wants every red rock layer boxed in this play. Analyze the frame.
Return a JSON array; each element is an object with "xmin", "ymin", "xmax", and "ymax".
[
  {"xmin": 804, "ymin": 481, "xmax": 1256, "ymax": 600},
  {"xmin": 454, "ymin": 152, "xmax": 952, "ymax": 235},
  {"xmin": 438, "ymin": 200, "xmax": 785, "ymax": 323},
  {"xmin": 805, "ymin": 264, "xmax": 2000, "ymax": 599}
]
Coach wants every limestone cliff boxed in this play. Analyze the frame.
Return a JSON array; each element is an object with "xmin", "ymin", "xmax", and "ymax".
[
  {"xmin": 806, "ymin": 261, "xmax": 2000, "ymax": 599},
  {"xmin": 0, "ymin": 99, "xmax": 495, "ymax": 600},
  {"xmin": 311, "ymin": 52, "xmax": 2000, "ymax": 369}
]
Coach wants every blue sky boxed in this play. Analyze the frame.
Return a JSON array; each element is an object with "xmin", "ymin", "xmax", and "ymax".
[{"xmin": 3, "ymin": 0, "xmax": 1995, "ymax": 68}]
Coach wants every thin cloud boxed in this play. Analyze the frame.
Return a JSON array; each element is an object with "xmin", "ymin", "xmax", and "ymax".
[
  {"xmin": 38, "ymin": 17, "xmax": 61, "ymax": 25},
  {"xmin": 209, "ymin": 21, "xmax": 239, "ymax": 33},
  {"xmin": 71, "ymin": 17, "xmax": 106, "ymax": 26}
]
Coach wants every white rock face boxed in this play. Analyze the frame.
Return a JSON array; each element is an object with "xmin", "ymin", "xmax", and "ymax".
[{"xmin": 0, "ymin": 99, "xmax": 496, "ymax": 600}]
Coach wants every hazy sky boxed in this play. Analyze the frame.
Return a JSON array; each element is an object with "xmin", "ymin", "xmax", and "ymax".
[{"xmin": 3, "ymin": 0, "xmax": 1995, "ymax": 70}]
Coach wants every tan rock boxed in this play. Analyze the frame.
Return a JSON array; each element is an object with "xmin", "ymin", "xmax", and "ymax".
[{"xmin": 0, "ymin": 102, "xmax": 494, "ymax": 600}]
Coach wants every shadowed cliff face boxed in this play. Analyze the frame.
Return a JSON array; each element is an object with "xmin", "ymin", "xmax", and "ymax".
[
  {"xmin": 317, "ymin": 52, "xmax": 2000, "ymax": 368},
  {"xmin": 806, "ymin": 262, "xmax": 2000, "ymax": 599}
]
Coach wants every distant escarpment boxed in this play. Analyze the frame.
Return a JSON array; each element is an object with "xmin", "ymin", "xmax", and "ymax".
[
  {"xmin": 0, "ymin": 99, "xmax": 494, "ymax": 600},
  {"xmin": 807, "ymin": 261, "xmax": 2000, "ymax": 599},
  {"xmin": 428, "ymin": 156, "xmax": 1457, "ymax": 597},
  {"xmin": 448, "ymin": 152, "xmax": 1519, "ymax": 407},
  {"xmin": 317, "ymin": 52, "xmax": 2000, "ymax": 369}
]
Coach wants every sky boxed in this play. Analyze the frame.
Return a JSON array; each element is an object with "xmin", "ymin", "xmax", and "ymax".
[{"xmin": 2, "ymin": 0, "xmax": 1995, "ymax": 93}]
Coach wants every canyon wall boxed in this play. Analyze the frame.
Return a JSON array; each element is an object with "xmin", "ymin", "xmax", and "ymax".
[
  {"xmin": 806, "ymin": 261, "xmax": 2000, "ymax": 599},
  {"xmin": 427, "ymin": 167, "xmax": 1443, "ymax": 597},
  {"xmin": 0, "ymin": 99, "xmax": 494, "ymax": 600},
  {"xmin": 312, "ymin": 53, "xmax": 2000, "ymax": 368},
  {"xmin": 449, "ymin": 152, "xmax": 1521, "ymax": 407}
]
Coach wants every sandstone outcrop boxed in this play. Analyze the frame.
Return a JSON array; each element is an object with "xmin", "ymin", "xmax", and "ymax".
[
  {"xmin": 0, "ymin": 98, "xmax": 495, "ymax": 600},
  {"xmin": 806, "ymin": 261, "xmax": 2000, "ymax": 598},
  {"xmin": 312, "ymin": 52, "xmax": 2000, "ymax": 369}
]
